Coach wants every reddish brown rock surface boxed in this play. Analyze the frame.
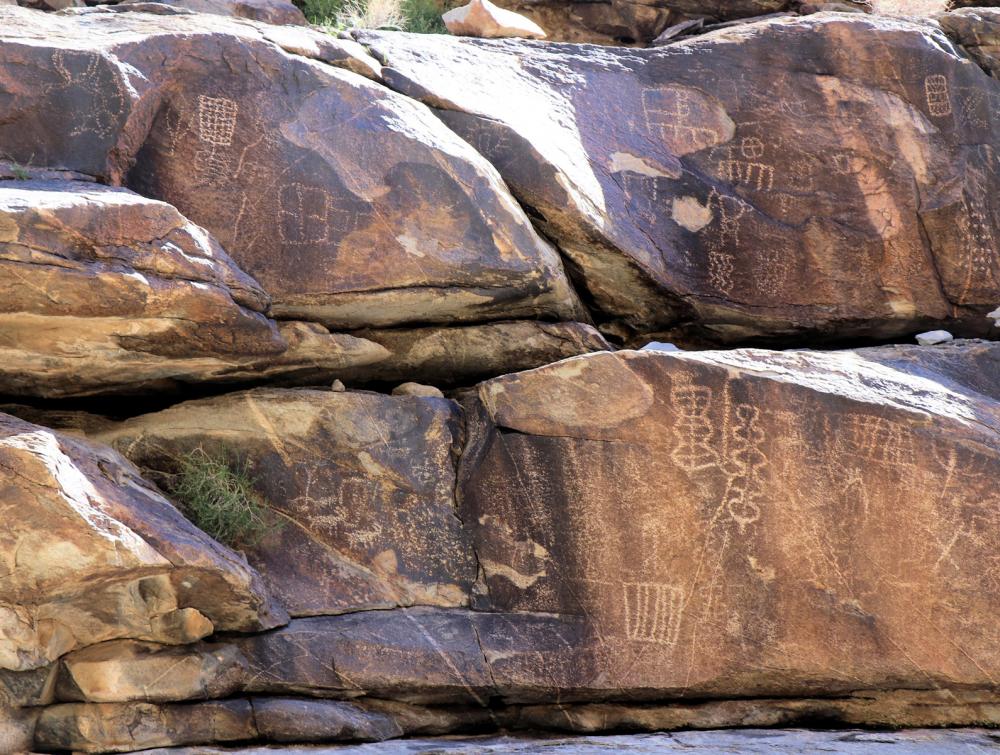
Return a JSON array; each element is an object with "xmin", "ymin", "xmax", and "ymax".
[
  {"xmin": 459, "ymin": 343, "xmax": 1000, "ymax": 698},
  {"xmin": 0, "ymin": 412, "xmax": 285, "ymax": 673},
  {"xmin": 362, "ymin": 14, "xmax": 1000, "ymax": 343},
  {"xmin": 0, "ymin": 181, "xmax": 388, "ymax": 398},
  {"xmin": 0, "ymin": 7, "xmax": 582, "ymax": 331},
  {"xmin": 94, "ymin": 389, "xmax": 477, "ymax": 616}
]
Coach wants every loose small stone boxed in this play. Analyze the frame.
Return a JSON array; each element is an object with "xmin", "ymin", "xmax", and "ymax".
[
  {"xmin": 915, "ymin": 330, "xmax": 953, "ymax": 346},
  {"xmin": 392, "ymin": 382, "xmax": 445, "ymax": 398},
  {"xmin": 330, "ymin": 379, "xmax": 346, "ymax": 392},
  {"xmin": 641, "ymin": 342, "xmax": 681, "ymax": 353},
  {"xmin": 988, "ymin": 307, "xmax": 1000, "ymax": 327}
]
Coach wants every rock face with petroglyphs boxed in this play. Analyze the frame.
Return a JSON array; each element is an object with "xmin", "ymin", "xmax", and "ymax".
[
  {"xmin": 92, "ymin": 388, "xmax": 478, "ymax": 616},
  {"xmin": 0, "ymin": 6, "xmax": 582, "ymax": 331},
  {"xmin": 2, "ymin": 0, "xmax": 1000, "ymax": 752},
  {"xmin": 459, "ymin": 344, "xmax": 1000, "ymax": 698},
  {"xmin": 0, "ymin": 180, "xmax": 389, "ymax": 398},
  {"xmin": 363, "ymin": 13, "xmax": 1000, "ymax": 343}
]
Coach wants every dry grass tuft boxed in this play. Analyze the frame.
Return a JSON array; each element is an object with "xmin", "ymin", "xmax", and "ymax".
[{"xmin": 337, "ymin": 0, "xmax": 408, "ymax": 28}]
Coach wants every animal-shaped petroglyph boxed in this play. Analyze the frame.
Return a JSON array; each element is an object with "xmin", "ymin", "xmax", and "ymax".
[
  {"xmin": 925, "ymin": 74, "xmax": 952, "ymax": 117},
  {"xmin": 642, "ymin": 87, "xmax": 727, "ymax": 154},
  {"xmin": 720, "ymin": 402, "xmax": 767, "ymax": 530},
  {"xmin": 622, "ymin": 581, "xmax": 685, "ymax": 647},
  {"xmin": 193, "ymin": 95, "xmax": 239, "ymax": 184},
  {"xmin": 47, "ymin": 51, "xmax": 125, "ymax": 139},
  {"xmin": 704, "ymin": 189, "xmax": 750, "ymax": 295}
]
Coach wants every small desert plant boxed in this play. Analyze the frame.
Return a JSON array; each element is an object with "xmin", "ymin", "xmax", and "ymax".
[
  {"xmin": 337, "ymin": 0, "xmax": 407, "ymax": 29},
  {"xmin": 10, "ymin": 164, "xmax": 29, "ymax": 181},
  {"xmin": 404, "ymin": 0, "xmax": 447, "ymax": 33},
  {"xmin": 167, "ymin": 447, "xmax": 274, "ymax": 549}
]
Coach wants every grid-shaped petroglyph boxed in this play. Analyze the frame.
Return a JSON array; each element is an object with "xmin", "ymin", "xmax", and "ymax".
[
  {"xmin": 925, "ymin": 74, "xmax": 952, "ymax": 117},
  {"xmin": 623, "ymin": 581, "xmax": 684, "ymax": 647},
  {"xmin": 191, "ymin": 95, "xmax": 239, "ymax": 184},
  {"xmin": 642, "ymin": 88, "xmax": 725, "ymax": 154},
  {"xmin": 197, "ymin": 95, "xmax": 238, "ymax": 147},
  {"xmin": 48, "ymin": 51, "xmax": 125, "ymax": 139},
  {"xmin": 721, "ymin": 403, "xmax": 767, "ymax": 529}
]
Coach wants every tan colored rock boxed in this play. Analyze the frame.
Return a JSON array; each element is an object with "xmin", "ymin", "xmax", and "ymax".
[
  {"xmin": 444, "ymin": 0, "xmax": 547, "ymax": 38},
  {"xmin": 362, "ymin": 14, "xmax": 1000, "ymax": 343},
  {"xmin": 35, "ymin": 699, "xmax": 255, "ymax": 753},
  {"xmin": 94, "ymin": 389, "xmax": 477, "ymax": 617},
  {"xmin": 0, "ymin": 7, "xmax": 583, "ymax": 330},
  {"xmin": 0, "ymin": 181, "xmax": 388, "ymax": 398},
  {"xmin": 392, "ymin": 382, "xmax": 445, "ymax": 398},
  {"xmin": 120, "ymin": 0, "xmax": 308, "ymax": 25},
  {"xmin": 0, "ymin": 412, "xmax": 285, "ymax": 672},
  {"xmin": 339, "ymin": 321, "xmax": 610, "ymax": 387},
  {"xmin": 0, "ymin": 707, "xmax": 37, "ymax": 754},
  {"xmin": 56, "ymin": 640, "xmax": 247, "ymax": 704},
  {"xmin": 458, "ymin": 342, "xmax": 1000, "ymax": 699}
]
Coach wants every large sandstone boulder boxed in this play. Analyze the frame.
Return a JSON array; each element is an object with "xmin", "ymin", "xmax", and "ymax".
[
  {"xmin": 458, "ymin": 341, "xmax": 1000, "ymax": 699},
  {"xmin": 93, "ymin": 389, "xmax": 478, "ymax": 616},
  {"xmin": 940, "ymin": 8, "xmax": 1000, "ymax": 78},
  {"xmin": 0, "ymin": 412, "xmax": 286, "ymax": 673},
  {"xmin": 362, "ymin": 14, "xmax": 1000, "ymax": 343},
  {"xmin": 0, "ymin": 7, "xmax": 583, "ymax": 330},
  {"xmin": 0, "ymin": 181, "xmax": 388, "ymax": 398}
]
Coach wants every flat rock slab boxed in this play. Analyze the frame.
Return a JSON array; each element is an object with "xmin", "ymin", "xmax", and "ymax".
[
  {"xmin": 0, "ymin": 412, "xmax": 285, "ymax": 673},
  {"xmin": 362, "ymin": 14, "xmax": 1000, "ymax": 342},
  {"xmin": 131, "ymin": 728, "xmax": 1000, "ymax": 754},
  {"xmin": 0, "ymin": 6, "xmax": 582, "ymax": 330},
  {"xmin": 0, "ymin": 180, "xmax": 387, "ymax": 398},
  {"xmin": 94, "ymin": 388, "xmax": 478, "ymax": 616},
  {"xmin": 459, "ymin": 341, "xmax": 1000, "ymax": 699}
]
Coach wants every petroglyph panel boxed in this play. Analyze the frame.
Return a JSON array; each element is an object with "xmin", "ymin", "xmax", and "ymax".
[
  {"xmin": 462, "ymin": 346, "xmax": 1000, "ymax": 695},
  {"xmin": 641, "ymin": 86, "xmax": 735, "ymax": 156},
  {"xmin": 924, "ymin": 74, "xmax": 952, "ymax": 117},
  {"xmin": 97, "ymin": 389, "xmax": 477, "ymax": 616}
]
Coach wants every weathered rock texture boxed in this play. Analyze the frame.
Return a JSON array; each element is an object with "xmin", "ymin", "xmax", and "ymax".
[
  {"xmin": 94, "ymin": 389, "xmax": 477, "ymax": 616},
  {"xmin": 0, "ymin": 181, "xmax": 388, "ymax": 398},
  {"xmin": 0, "ymin": 7, "xmax": 582, "ymax": 331},
  {"xmin": 940, "ymin": 8, "xmax": 1000, "ymax": 78},
  {"xmin": 487, "ymin": 0, "xmax": 871, "ymax": 44},
  {"xmin": 459, "ymin": 343, "xmax": 1000, "ymax": 698},
  {"xmin": 120, "ymin": 0, "xmax": 308, "ymax": 25},
  {"xmin": 0, "ymin": 412, "xmax": 285, "ymax": 673},
  {"xmin": 338, "ymin": 321, "xmax": 610, "ymax": 386},
  {"xmin": 121, "ymin": 729, "xmax": 1000, "ymax": 754},
  {"xmin": 362, "ymin": 13, "xmax": 1000, "ymax": 343}
]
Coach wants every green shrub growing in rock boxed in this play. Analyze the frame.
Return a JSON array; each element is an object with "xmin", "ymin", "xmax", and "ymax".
[{"xmin": 166, "ymin": 447, "xmax": 274, "ymax": 549}]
